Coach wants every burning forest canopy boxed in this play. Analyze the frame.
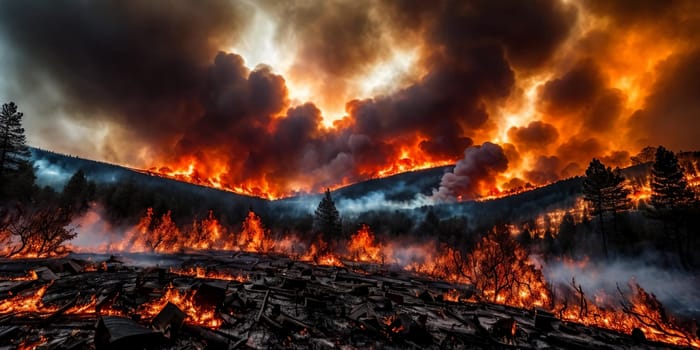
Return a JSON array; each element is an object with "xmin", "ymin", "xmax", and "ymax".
[{"xmin": 2, "ymin": 0, "xmax": 700, "ymax": 349}]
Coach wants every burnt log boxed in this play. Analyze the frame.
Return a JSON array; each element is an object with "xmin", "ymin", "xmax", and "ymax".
[
  {"xmin": 194, "ymin": 282, "xmax": 227, "ymax": 309},
  {"xmin": 95, "ymin": 316, "xmax": 163, "ymax": 350},
  {"xmin": 151, "ymin": 302, "xmax": 186, "ymax": 338}
]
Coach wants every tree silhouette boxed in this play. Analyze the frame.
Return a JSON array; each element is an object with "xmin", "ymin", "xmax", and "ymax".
[
  {"xmin": 648, "ymin": 146, "xmax": 696, "ymax": 268},
  {"xmin": 313, "ymin": 188, "xmax": 341, "ymax": 240},
  {"xmin": 2, "ymin": 205, "xmax": 77, "ymax": 258},
  {"xmin": 582, "ymin": 158, "xmax": 630, "ymax": 258},
  {"xmin": 558, "ymin": 211, "xmax": 576, "ymax": 255},
  {"xmin": 0, "ymin": 102, "xmax": 30, "ymax": 178},
  {"xmin": 631, "ymin": 146, "xmax": 657, "ymax": 165},
  {"xmin": 61, "ymin": 169, "xmax": 95, "ymax": 214},
  {"xmin": 650, "ymin": 146, "xmax": 695, "ymax": 212}
]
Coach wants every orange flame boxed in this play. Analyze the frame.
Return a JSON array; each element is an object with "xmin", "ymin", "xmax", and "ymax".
[
  {"xmin": 0, "ymin": 285, "xmax": 57, "ymax": 315},
  {"xmin": 169, "ymin": 266, "xmax": 248, "ymax": 282},
  {"xmin": 301, "ymin": 238, "xmax": 343, "ymax": 267},
  {"xmin": 3, "ymin": 270, "xmax": 38, "ymax": 281},
  {"xmin": 238, "ymin": 210, "xmax": 274, "ymax": 253},
  {"xmin": 346, "ymin": 224, "xmax": 384, "ymax": 263},
  {"xmin": 139, "ymin": 284, "xmax": 222, "ymax": 328}
]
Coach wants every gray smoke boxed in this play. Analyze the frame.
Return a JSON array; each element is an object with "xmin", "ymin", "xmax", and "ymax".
[{"xmin": 433, "ymin": 142, "xmax": 509, "ymax": 202}]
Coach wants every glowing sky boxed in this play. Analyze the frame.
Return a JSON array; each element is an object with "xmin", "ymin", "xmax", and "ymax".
[{"xmin": 0, "ymin": 0, "xmax": 699, "ymax": 198}]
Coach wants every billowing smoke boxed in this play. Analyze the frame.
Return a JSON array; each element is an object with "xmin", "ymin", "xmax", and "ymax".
[
  {"xmin": 433, "ymin": 143, "xmax": 508, "ymax": 202},
  {"xmin": 0, "ymin": 0, "xmax": 699, "ymax": 197}
]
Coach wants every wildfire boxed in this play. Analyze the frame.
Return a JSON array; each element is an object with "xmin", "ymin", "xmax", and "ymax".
[
  {"xmin": 0, "ymin": 285, "xmax": 57, "ymax": 315},
  {"xmin": 443, "ymin": 289, "xmax": 461, "ymax": 303},
  {"xmin": 238, "ymin": 210, "xmax": 275, "ymax": 253},
  {"xmin": 558, "ymin": 282, "xmax": 699, "ymax": 347},
  {"xmin": 630, "ymin": 182, "xmax": 652, "ymax": 207},
  {"xmin": 17, "ymin": 336, "xmax": 47, "ymax": 350},
  {"xmin": 139, "ymin": 284, "xmax": 222, "ymax": 328},
  {"xmin": 346, "ymin": 224, "xmax": 384, "ymax": 263},
  {"xmin": 112, "ymin": 208, "xmax": 278, "ymax": 254},
  {"xmin": 300, "ymin": 238, "xmax": 343, "ymax": 267},
  {"xmin": 142, "ymin": 139, "xmax": 459, "ymax": 200},
  {"xmin": 169, "ymin": 266, "xmax": 248, "ymax": 282}
]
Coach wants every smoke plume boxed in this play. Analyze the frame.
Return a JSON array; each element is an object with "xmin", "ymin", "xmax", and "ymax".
[
  {"xmin": 0, "ymin": 0, "xmax": 699, "ymax": 197},
  {"xmin": 433, "ymin": 143, "xmax": 509, "ymax": 202}
]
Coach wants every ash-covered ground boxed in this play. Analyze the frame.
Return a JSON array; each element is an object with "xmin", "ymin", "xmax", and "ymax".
[{"xmin": 1, "ymin": 252, "xmax": 695, "ymax": 350}]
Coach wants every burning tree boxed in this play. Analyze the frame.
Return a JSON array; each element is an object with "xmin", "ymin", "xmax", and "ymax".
[
  {"xmin": 0, "ymin": 205, "xmax": 77, "ymax": 258},
  {"xmin": 465, "ymin": 226, "xmax": 551, "ymax": 307},
  {"xmin": 346, "ymin": 224, "xmax": 384, "ymax": 263},
  {"xmin": 238, "ymin": 209, "xmax": 274, "ymax": 253},
  {"xmin": 582, "ymin": 158, "xmax": 630, "ymax": 258}
]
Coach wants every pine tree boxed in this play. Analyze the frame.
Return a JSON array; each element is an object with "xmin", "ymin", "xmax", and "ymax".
[
  {"xmin": 0, "ymin": 102, "xmax": 31, "ymax": 178},
  {"xmin": 313, "ymin": 188, "xmax": 342, "ymax": 239},
  {"xmin": 649, "ymin": 146, "xmax": 696, "ymax": 268},
  {"xmin": 650, "ymin": 146, "xmax": 695, "ymax": 212},
  {"xmin": 582, "ymin": 158, "xmax": 631, "ymax": 258},
  {"xmin": 609, "ymin": 167, "xmax": 631, "ymax": 235}
]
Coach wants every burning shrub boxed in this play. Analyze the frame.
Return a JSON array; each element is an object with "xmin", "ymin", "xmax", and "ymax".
[
  {"xmin": 0, "ymin": 205, "xmax": 77, "ymax": 258},
  {"xmin": 465, "ymin": 227, "xmax": 551, "ymax": 307},
  {"xmin": 556, "ymin": 279, "xmax": 699, "ymax": 347},
  {"xmin": 184, "ymin": 210, "xmax": 234, "ymax": 251},
  {"xmin": 405, "ymin": 226, "xmax": 551, "ymax": 308},
  {"xmin": 120, "ymin": 208, "xmax": 182, "ymax": 252},
  {"xmin": 301, "ymin": 237, "xmax": 343, "ymax": 267}
]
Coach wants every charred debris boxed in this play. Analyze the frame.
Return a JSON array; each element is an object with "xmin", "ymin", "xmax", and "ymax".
[{"xmin": 0, "ymin": 252, "xmax": 693, "ymax": 350}]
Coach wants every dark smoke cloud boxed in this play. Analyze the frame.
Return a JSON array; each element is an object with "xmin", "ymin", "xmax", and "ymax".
[
  {"xmin": 508, "ymin": 121, "xmax": 559, "ymax": 150},
  {"xmin": 525, "ymin": 155, "xmax": 561, "ymax": 185},
  {"xmin": 539, "ymin": 59, "xmax": 606, "ymax": 116},
  {"xmin": 433, "ymin": 143, "xmax": 509, "ymax": 201},
  {"xmin": 0, "ymin": 0, "xmax": 581, "ymax": 195},
  {"xmin": 385, "ymin": 0, "xmax": 577, "ymax": 71},
  {"xmin": 581, "ymin": 0, "xmax": 685, "ymax": 27},
  {"xmin": 4, "ymin": 0, "xmax": 700, "ymax": 198},
  {"xmin": 0, "ymin": 0, "xmax": 248, "ymax": 160}
]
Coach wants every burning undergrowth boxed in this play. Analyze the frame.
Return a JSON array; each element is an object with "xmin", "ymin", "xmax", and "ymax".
[
  {"xmin": 1, "ymin": 205, "xmax": 695, "ymax": 348},
  {"xmin": 1, "ymin": 248, "xmax": 698, "ymax": 349}
]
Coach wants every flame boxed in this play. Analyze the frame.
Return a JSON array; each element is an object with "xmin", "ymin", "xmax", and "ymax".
[
  {"xmin": 0, "ymin": 285, "xmax": 57, "ymax": 315},
  {"xmin": 300, "ymin": 238, "xmax": 343, "ymax": 267},
  {"xmin": 139, "ymin": 284, "xmax": 222, "ymax": 328},
  {"xmin": 382, "ymin": 315, "xmax": 407, "ymax": 334},
  {"xmin": 3, "ymin": 270, "xmax": 38, "ymax": 281},
  {"xmin": 17, "ymin": 336, "xmax": 47, "ymax": 350},
  {"xmin": 142, "ymin": 136, "xmax": 459, "ymax": 200},
  {"xmin": 346, "ymin": 224, "xmax": 384, "ymax": 263},
  {"xmin": 238, "ymin": 210, "xmax": 275, "ymax": 253},
  {"xmin": 28, "ymin": 198, "xmax": 696, "ymax": 347},
  {"xmin": 443, "ymin": 289, "xmax": 461, "ymax": 302},
  {"xmin": 114, "ymin": 209, "xmax": 278, "ymax": 254},
  {"xmin": 169, "ymin": 266, "xmax": 248, "ymax": 282},
  {"xmin": 558, "ymin": 282, "xmax": 700, "ymax": 347}
]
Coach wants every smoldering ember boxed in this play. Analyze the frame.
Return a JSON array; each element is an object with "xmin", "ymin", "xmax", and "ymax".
[{"xmin": 1, "ymin": 1, "xmax": 700, "ymax": 349}]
